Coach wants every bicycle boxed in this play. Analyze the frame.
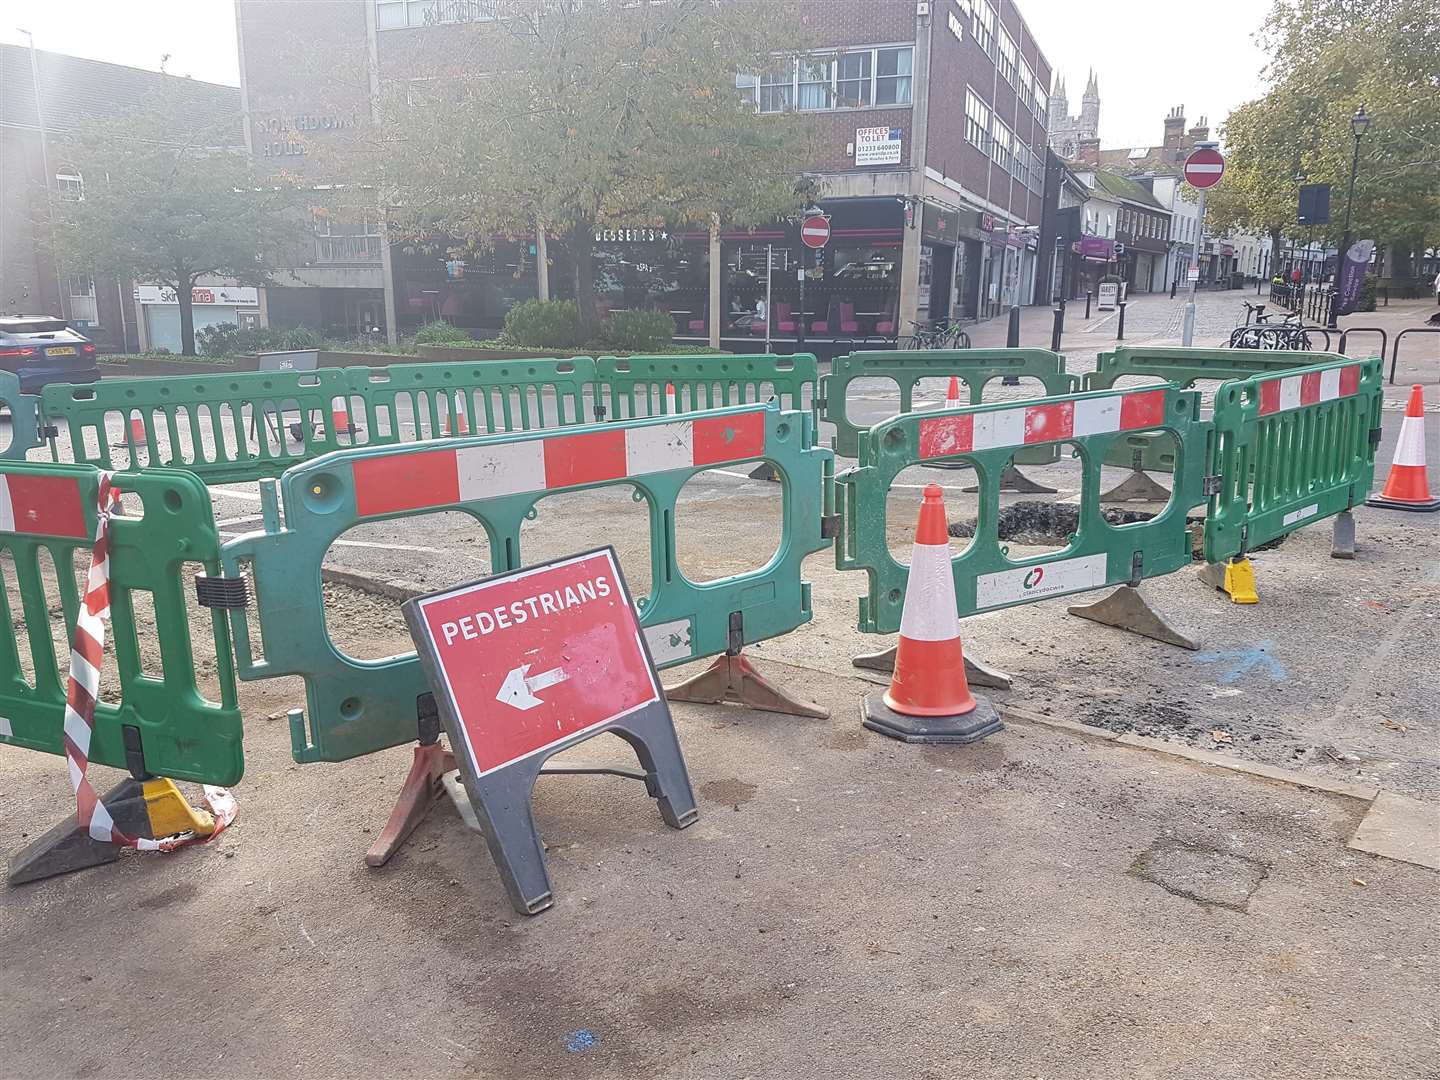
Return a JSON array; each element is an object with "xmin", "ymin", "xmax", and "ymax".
[{"xmin": 897, "ymin": 318, "xmax": 972, "ymax": 350}]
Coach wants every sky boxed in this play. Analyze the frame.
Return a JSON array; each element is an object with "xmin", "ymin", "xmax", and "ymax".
[{"xmin": 0, "ymin": 0, "xmax": 1274, "ymax": 148}]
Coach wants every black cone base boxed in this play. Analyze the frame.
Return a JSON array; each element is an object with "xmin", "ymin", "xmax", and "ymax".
[{"xmin": 861, "ymin": 692, "xmax": 1002, "ymax": 745}]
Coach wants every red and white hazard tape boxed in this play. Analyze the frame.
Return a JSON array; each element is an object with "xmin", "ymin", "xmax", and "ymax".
[
  {"xmin": 64, "ymin": 472, "xmax": 237, "ymax": 850},
  {"xmin": 351, "ymin": 409, "xmax": 768, "ymax": 517}
]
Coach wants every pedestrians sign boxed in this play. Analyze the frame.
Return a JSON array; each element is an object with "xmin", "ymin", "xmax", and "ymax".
[
  {"xmin": 800, "ymin": 214, "xmax": 831, "ymax": 249},
  {"xmin": 404, "ymin": 547, "xmax": 698, "ymax": 914},
  {"xmin": 1183, "ymin": 147, "xmax": 1225, "ymax": 189}
]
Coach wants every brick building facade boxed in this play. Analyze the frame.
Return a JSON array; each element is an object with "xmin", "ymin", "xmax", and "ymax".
[{"xmin": 234, "ymin": 0, "xmax": 1055, "ymax": 351}]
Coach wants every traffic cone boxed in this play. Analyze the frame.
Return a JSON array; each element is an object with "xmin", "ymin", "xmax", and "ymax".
[
  {"xmin": 1367, "ymin": 385, "xmax": 1440, "ymax": 512},
  {"xmin": 945, "ymin": 376, "xmax": 962, "ymax": 408},
  {"xmin": 330, "ymin": 396, "xmax": 353, "ymax": 435},
  {"xmin": 665, "ymin": 382, "xmax": 678, "ymax": 414},
  {"xmin": 443, "ymin": 394, "xmax": 469, "ymax": 435},
  {"xmin": 862, "ymin": 484, "xmax": 1002, "ymax": 744},
  {"xmin": 114, "ymin": 412, "xmax": 146, "ymax": 448}
]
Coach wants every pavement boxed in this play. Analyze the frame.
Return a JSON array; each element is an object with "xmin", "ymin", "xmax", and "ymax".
[{"xmin": 2, "ymin": 294, "xmax": 1439, "ymax": 1078}]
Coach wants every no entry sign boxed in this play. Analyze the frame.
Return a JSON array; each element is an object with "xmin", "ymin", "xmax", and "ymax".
[
  {"xmin": 403, "ymin": 547, "xmax": 697, "ymax": 915},
  {"xmin": 800, "ymin": 214, "xmax": 831, "ymax": 249},
  {"xmin": 1183, "ymin": 147, "xmax": 1225, "ymax": 189},
  {"xmin": 409, "ymin": 549, "xmax": 661, "ymax": 776}
]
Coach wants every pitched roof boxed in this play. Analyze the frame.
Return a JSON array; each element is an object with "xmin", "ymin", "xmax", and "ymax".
[
  {"xmin": 1090, "ymin": 170, "xmax": 1164, "ymax": 210},
  {"xmin": 0, "ymin": 44, "xmax": 242, "ymax": 147}
]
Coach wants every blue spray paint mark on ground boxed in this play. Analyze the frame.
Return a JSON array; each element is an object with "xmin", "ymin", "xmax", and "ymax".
[
  {"xmin": 1195, "ymin": 641, "xmax": 1287, "ymax": 683},
  {"xmin": 565, "ymin": 1030, "xmax": 598, "ymax": 1053}
]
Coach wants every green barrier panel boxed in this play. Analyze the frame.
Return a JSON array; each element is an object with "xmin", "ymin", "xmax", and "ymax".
[
  {"xmin": 595, "ymin": 353, "xmax": 817, "ymax": 419},
  {"xmin": 819, "ymin": 348, "xmax": 1078, "ymax": 459},
  {"xmin": 1085, "ymin": 347, "xmax": 1354, "ymax": 474},
  {"xmin": 0, "ymin": 371, "xmax": 43, "ymax": 461},
  {"xmin": 0, "ymin": 462, "xmax": 243, "ymax": 785},
  {"xmin": 219, "ymin": 402, "xmax": 832, "ymax": 764},
  {"xmin": 37, "ymin": 358, "xmax": 597, "ymax": 485},
  {"xmin": 835, "ymin": 383, "xmax": 1207, "ymax": 635},
  {"xmin": 1204, "ymin": 356, "xmax": 1382, "ymax": 562}
]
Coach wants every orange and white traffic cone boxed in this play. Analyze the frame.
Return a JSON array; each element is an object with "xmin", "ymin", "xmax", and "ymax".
[
  {"xmin": 945, "ymin": 375, "xmax": 962, "ymax": 408},
  {"xmin": 114, "ymin": 412, "xmax": 146, "ymax": 448},
  {"xmin": 443, "ymin": 394, "xmax": 469, "ymax": 435},
  {"xmin": 665, "ymin": 382, "xmax": 678, "ymax": 414},
  {"xmin": 1367, "ymin": 384, "xmax": 1440, "ymax": 512},
  {"xmin": 862, "ymin": 484, "xmax": 1002, "ymax": 744},
  {"xmin": 330, "ymin": 396, "xmax": 353, "ymax": 435}
]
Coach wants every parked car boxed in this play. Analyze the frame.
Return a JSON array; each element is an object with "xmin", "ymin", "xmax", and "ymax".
[{"xmin": 0, "ymin": 315, "xmax": 100, "ymax": 393}]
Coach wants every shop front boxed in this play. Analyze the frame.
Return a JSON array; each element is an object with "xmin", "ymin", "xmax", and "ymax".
[
  {"xmin": 135, "ymin": 284, "xmax": 260, "ymax": 353},
  {"xmin": 390, "ymin": 239, "xmax": 540, "ymax": 338},
  {"xmin": 1069, "ymin": 235, "xmax": 1116, "ymax": 301}
]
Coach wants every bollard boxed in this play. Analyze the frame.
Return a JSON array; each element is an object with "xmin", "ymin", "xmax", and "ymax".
[
  {"xmin": 1084, "ymin": 291, "xmax": 1092, "ymax": 319},
  {"xmin": 1170, "ymin": 279, "xmax": 1177, "ymax": 300},
  {"xmin": 1002, "ymin": 306, "xmax": 1021, "ymax": 384},
  {"xmin": 1116, "ymin": 301, "xmax": 1127, "ymax": 341},
  {"xmin": 1050, "ymin": 299, "xmax": 1065, "ymax": 352}
]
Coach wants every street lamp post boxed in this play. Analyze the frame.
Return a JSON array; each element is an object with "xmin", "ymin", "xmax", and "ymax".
[{"xmin": 1328, "ymin": 106, "xmax": 1370, "ymax": 329}]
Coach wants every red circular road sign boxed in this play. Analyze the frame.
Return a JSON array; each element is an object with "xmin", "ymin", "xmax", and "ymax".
[
  {"xmin": 800, "ymin": 214, "xmax": 831, "ymax": 249},
  {"xmin": 1183, "ymin": 147, "xmax": 1226, "ymax": 189}
]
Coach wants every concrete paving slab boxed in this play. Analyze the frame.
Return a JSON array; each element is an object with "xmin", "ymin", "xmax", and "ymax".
[{"xmin": 1348, "ymin": 791, "xmax": 1440, "ymax": 870}]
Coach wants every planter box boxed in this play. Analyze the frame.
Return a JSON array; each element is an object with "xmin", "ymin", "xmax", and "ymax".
[{"xmin": 414, "ymin": 344, "xmax": 569, "ymax": 362}]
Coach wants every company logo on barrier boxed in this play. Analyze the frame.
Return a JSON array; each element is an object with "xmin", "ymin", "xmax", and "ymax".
[{"xmin": 1023, "ymin": 568, "xmax": 1044, "ymax": 590}]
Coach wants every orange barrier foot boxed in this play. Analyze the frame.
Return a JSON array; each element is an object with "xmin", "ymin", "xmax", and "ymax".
[
  {"xmin": 365, "ymin": 742, "xmax": 456, "ymax": 868},
  {"xmin": 665, "ymin": 652, "xmax": 829, "ymax": 719}
]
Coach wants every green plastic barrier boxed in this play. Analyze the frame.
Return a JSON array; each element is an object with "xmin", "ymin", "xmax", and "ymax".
[
  {"xmin": 0, "ymin": 372, "xmax": 43, "ymax": 461},
  {"xmin": 1204, "ymin": 356, "xmax": 1382, "ymax": 562},
  {"xmin": 835, "ymin": 383, "xmax": 1207, "ymax": 635},
  {"xmin": 38, "ymin": 358, "xmax": 597, "ymax": 485},
  {"xmin": 1085, "ymin": 347, "xmax": 1354, "ymax": 475},
  {"xmin": 0, "ymin": 462, "xmax": 243, "ymax": 785},
  {"xmin": 219, "ymin": 402, "xmax": 833, "ymax": 764},
  {"xmin": 595, "ymin": 353, "xmax": 817, "ymax": 420},
  {"xmin": 819, "ymin": 348, "xmax": 1078, "ymax": 460}
]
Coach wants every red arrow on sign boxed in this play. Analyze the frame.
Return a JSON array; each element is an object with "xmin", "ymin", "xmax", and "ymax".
[
  {"xmin": 801, "ymin": 214, "xmax": 831, "ymax": 249},
  {"xmin": 1183, "ymin": 147, "xmax": 1225, "ymax": 189}
]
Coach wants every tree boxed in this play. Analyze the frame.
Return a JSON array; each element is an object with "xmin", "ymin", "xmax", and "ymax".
[
  {"xmin": 362, "ymin": 0, "xmax": 817, "ymax": 335},
  {"xmin": 49, "ymin": 81, "xmax": 304, "ymax": 354},
  {"xmin": 1210, "ymin": 0, "xmax": 1440, "ymax": 278}
]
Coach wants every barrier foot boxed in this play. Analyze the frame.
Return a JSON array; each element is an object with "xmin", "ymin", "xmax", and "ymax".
[
  {"xmin": 748, "ymin": 462, "xmax": 781, "ymax": 483},
  {"xmin": 665, "ymin": 652, "xmax": 829, "ymax": 719},
  {"xmin": 1066, "ymin": 586, "xmax": 1199, "ymax": 650},
  {"xmin": 1198, "ymin": 558, "xmax": 1259, "ymax": 604},
  {"xmin": 1331, "ymin": 510, "xmax": 1356, "ymax": 559},
  {"xmin": 365, "ymin": 742, "xmax": 457, "ymax": 868},
  {"xmin": 963, "ymin": 463, "xmax": 1057, "ymax": 494},
  {"xmin": 1099, "ymin": 469, "xmax": 1171, "ymax": 503},
  {"xmin": 851, "ymin": 644, "xmax": 1013, "ymax": 690},
  {"xmin": 861, "ymin": 692, "xmax": 1003, "ymax": 745},
  {"xmin": 8, "ymin": 778, "xmax": 151, "ymax": 886}
]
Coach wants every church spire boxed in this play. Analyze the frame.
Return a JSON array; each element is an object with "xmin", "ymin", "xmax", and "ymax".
[{"xmin": 1084, "ymin": 69, "xmax": 1098, "ymax": 100}]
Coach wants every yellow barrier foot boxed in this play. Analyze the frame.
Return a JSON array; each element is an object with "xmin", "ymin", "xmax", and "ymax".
[
  {"xmin": 1099, "ymin": 468, "xmax": 1172, "ymax": 503},
  {"xmin": 666, "ymin": 651, "xmax": 829, "ymax": 719},
  {"xmin": 1067, "ymin": 585, "xmax": 1200, "ymax": 649},
  {"xmin": 1198, "ymin": 558, "xmax": 1259, "ymax": 604},
  {"xmin": 7, "ymin": 777, "xmax": 213, "ymax": 886},
  {"xmin": 851, "ymin": 643, "xmax": 1013, "ymax": 690}
]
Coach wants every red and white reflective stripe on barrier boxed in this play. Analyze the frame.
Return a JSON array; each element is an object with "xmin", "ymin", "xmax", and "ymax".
[
  {"xmin": 1257, "ymin": 365, "xmax": 1361, "ymax": 416},
  {"xmin": 64, "ymin": 472, "xmax": 237, "ymax": 850},
  {"xmin": 0, "ymin": 473, "xmax": 90, "ymax": 538},
  {"xmin": 918, "ymin": 388, "xmax": 1166, "ymax": 460},
  {"xmin": 353, "ymin": 409, "xmax": 768, "ymax": 517}
]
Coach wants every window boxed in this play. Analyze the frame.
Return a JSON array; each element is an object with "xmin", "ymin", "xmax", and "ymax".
[
  {"xmin": 313, "ymin": 212, "xmax": 382, "ymax": 261},
  {"xmin": 759, "ymin": 66, "xmax": 793, "ymax": 113},
  {"xmin": 1018, "ymin": 57, "xmax": 1034, "ymax": 111},
  {"xmin": 740, "ymin": 46, "xmax": 911, "ymax": 113},
  {"xmin": 875, "ymin": 47, "xmax": 912, "ymax": 105},
  {"xmin": 997, "ymin": 29, "xmax": 1016, "ymax": 85},
  {"xmin": 971, "ymin": 0, "xmax": 995, "ymax": 56},
  {"xmin": 836, "ymin": 52, "xmax": 872, "ymax": 107},
  {"xmin": 55, "ymin": 170, "xmax": 84, "ymax": 202},
  {"xmin": 1011, "ymin": 141, "xmax": 1029, "ymax": 182},
  {"xmin": 375, "ymin": 0, "xmax": 496, "ymax": 28},
  {"xmin": 965, "ymin": 90, "xmax": 990, "ymax": 150},
  {"xmin": 991, "ymin": 119, "xmax": 1013, "ymax": 172},
  {"xmin": 66, "ymin": 274, "xmax": 97, "ymax": 324},
  {"xmin": 1034, "ymin": 78, "xmax": 1047, "ymax": 117}
]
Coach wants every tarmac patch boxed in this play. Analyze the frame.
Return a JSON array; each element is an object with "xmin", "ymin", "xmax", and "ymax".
[
  {"xmin": 1130, "ymin": 837, "xmax": 1269, "ymax": 911},
  {"xmin": 700, "ymin": 777, "xmax": 757, "ymax": 807}
]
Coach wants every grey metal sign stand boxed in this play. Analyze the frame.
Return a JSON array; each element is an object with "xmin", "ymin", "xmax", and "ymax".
[{"xmin": 402, "ymin": 547, "xmax": 698, "ymax": 915}]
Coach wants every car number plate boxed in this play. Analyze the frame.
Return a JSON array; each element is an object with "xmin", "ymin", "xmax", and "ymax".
[{"xmin": 48, "ymin": 346, "xmax": 77, "ymax": 356}]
